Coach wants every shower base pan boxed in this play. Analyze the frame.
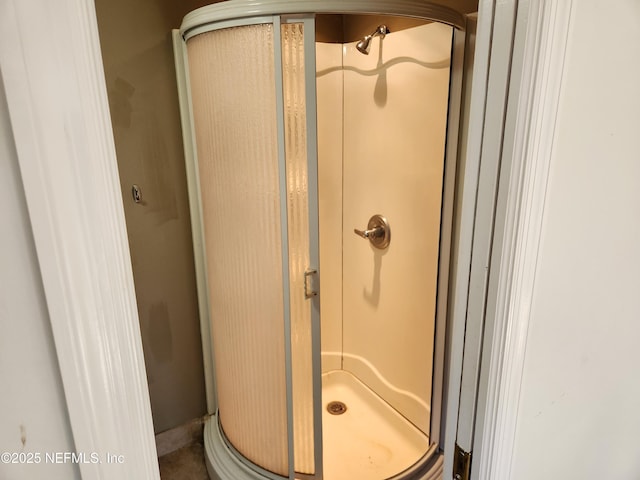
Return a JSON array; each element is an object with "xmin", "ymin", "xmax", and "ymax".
[
  {"xmin": 203, "ymin": 369, "xmax": 442, "ymax": 480},
  {"xmin": 321, "ymin": 370, "xmax": 441, "ymax": 480}
]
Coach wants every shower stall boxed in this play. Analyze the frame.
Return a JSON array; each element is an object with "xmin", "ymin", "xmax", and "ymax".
[{"xmin": 173, "ymin": 1, "xmax": 472, "ymax": 479}]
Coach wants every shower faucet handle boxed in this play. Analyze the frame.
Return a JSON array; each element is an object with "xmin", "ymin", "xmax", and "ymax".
[
  {"xmin": 354, "ymin": 214, "xmax": 391, "ymax": 250},
  {"xmin": 354, "ymin": 227, "xmax": 383, "ymax": 239}
]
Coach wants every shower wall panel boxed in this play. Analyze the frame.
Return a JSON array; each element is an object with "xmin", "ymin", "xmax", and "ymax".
[
  {"xmin": 341, "ymin": 23, "xmax": 452, "ymax": 435},
  {"xmin": 187, "ymin": 25, "xmax": 289, "ymax": 476},
  {"xmin": 316, "ymin": 42, "xmax": 344, "ymax": 374}
]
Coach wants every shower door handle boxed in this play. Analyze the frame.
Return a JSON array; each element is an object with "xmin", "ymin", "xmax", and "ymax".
[
  {"xmin": 354, "ymin": 214, "xmax": 391, "ymax": 249},
  {"xmin": 304, "ymin": 268, "xmax": 318, "ymax": 299}
]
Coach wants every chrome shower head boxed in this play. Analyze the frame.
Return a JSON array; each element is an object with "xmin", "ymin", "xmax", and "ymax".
[
  {"xmin": 356, "ymin": 25, "xmax": 390, "ymax": 55},
  {"xmin": 356, "ymin": 37, "xmax": 372, "ymax": 55}
]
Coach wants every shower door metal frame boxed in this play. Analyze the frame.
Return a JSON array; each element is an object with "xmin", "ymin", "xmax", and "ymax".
[
  {"xmin": 281, "ymin": 15, "xmax": 324, "ymax": 480},
  {"xmin": 276, "ymin": 15, "xmax": 324, "ymax": 480},
  {"xmin": 180, "ymin": 0, "xmax": 468, "ymax": 35}
]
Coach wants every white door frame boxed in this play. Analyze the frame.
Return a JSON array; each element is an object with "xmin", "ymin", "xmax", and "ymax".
[
  {"xmin": 446, "ymin": 0, "xmax": 572, "ymax": 478},
  {"xmin": 469, "ymin": 1, "xmax": 573, "ymax": 478},
  {"xmin": 0, "ymin": 0, "xmax": 571, "ymax": 479},
  {"xmin": 0, "ymin": 1, "xmax": 159, "ymax": 479}
]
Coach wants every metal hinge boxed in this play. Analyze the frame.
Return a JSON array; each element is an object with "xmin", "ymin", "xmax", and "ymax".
[{"xmin": 453, "ymin": 443, "xmax": 472, "ymax": 480}]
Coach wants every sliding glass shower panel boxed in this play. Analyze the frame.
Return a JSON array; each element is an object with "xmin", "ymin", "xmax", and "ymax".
[
  {"xmin": 281, "ymin": 22, "xmax": 315, "ymax": 475},
  {"xmin": 186, "ymin": 24, "xmax": 289, "ymax": 476}
]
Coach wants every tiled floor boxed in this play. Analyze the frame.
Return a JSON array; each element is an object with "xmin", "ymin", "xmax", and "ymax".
[{"xmin": 158, "ymin": 442, "xmax": 209, "ymax": 480}]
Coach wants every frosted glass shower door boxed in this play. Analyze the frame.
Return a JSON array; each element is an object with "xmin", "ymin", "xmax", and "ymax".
[
  {"xmin": 280, "ymin": 18, "xmax": 322, "ymax": 478},
  {"xmin": 187, "ymin": 23, "xmax": 290, "ymax": 477},
  {"xmin": 185, "ymin": 17, "xmax": 322, "ymax": 479}
]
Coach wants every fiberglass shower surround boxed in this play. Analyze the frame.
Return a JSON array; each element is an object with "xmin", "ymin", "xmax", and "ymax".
[{"xmin": 175, "ymin": 1, "xmax": 466, "ymax": 479}]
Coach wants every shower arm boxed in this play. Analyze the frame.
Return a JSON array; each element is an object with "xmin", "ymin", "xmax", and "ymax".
[
  {"xmin": 356, "ymin": 25, "xmax": 390, "ymax": 55},
  {"xmin": 370, "ymin": 25, "xmax": 390, "ymax": 39}
]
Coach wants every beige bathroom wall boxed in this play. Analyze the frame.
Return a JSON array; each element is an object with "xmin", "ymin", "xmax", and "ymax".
[
  {"xmin": 341, "ymin": 23, "xmax": 452, "ymax": 435},
  {"xmin": 95, "ymin": 0, "xmax": 211, "ymax": 433}
]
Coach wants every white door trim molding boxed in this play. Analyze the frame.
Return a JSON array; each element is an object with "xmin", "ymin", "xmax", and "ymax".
[
  {"xmin": 451, "ymin": 0, "xmax": 520, "ymax": 464},
  {"xmin": 0, "ymin": 1, "xmax": 159, "ymax": 479},
  {"xmin": 471, "ymin": 1, "xmax": 573, "ymax": 479}
]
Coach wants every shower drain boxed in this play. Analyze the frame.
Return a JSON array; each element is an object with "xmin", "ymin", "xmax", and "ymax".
[{"xmin": 327, "ymin": 401, "xmax": 347, "ymax": 415}]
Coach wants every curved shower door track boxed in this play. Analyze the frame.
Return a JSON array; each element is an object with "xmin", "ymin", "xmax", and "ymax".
[
  {"xmin": 174, "ymin": 1, "xmax": 472, "ymax": 479},
  {"xmin": 180, "ymin": 0, "xmax": 468, "ymax": 40}
]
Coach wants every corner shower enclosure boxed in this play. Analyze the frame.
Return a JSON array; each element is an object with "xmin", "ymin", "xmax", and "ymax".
[{"xmin": 173, "ymin": 2, "xmax": 469, "ymax": 479}]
